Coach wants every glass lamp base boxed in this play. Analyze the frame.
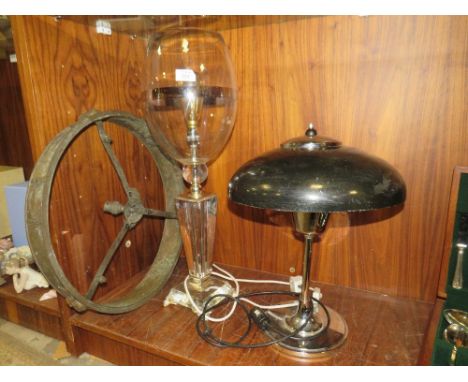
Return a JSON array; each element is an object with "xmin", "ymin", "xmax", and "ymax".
[
  {"xmin": 164, "ymin": 275, "xmax": 234, "ymax": 315},
  {"xmin": 258, "ymin": 304, "xmax": 348, "ymax": 359}
]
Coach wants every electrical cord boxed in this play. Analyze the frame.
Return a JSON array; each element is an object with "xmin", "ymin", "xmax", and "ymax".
[
  {"xmin": 183, "ymin": 263, "xmax": 331, "ymax": 348},
  {"xmin": 213, "ymin": 264, "xmax": 300, "ymax": 310},
  {"xmin": 196, "ymin": 290, "xmax": 331, "ymax": 349},
  {"xmin": 184, "ymin": 264, "xmax": 301, "ymax": 322}
]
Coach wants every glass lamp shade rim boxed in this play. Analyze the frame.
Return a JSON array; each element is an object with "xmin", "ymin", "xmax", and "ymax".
[{"xmin": 147, "ymin": 26, "xmax": 228, "ymax": 55}]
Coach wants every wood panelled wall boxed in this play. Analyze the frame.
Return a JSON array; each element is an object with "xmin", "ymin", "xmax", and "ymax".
[
  {"xmin": 0, "ymin": 59, "xmax": 33, "ymax": 178},
  {"xmin": 11, "ymin": 16, "xmax": 165, "ymax": 297},
  {"xmin": 11, "ymin": 16, "xmax": 467, "ymax": 302}
]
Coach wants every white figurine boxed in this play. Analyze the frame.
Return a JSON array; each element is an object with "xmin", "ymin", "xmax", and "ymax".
[
  {"xmin": 3, "ymin": 258, "xmax": 49, "ymax": 293},
  {"xmin": 2, "ymin": 246, "xmax": 34, "ymax": 265}
]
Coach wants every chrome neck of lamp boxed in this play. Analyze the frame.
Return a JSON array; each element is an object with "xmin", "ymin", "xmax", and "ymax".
[
  {"xmin": 294, "ymin": 212, "xmax": 329, "ymax": 308},
  {"xmin": 287, "ymin": 212, "xmax": 329, "ymax": 336}
]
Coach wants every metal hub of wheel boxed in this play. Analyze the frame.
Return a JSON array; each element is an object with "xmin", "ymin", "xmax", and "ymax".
[{"xmin": 26, "ymin": 110, "xmax": 184, "ymax": 314}]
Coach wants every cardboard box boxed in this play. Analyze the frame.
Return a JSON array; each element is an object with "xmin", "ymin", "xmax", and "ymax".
[
  {"xmin": 0, "ymin": 166, "xmax": 25, "ymax": 238},
  {"xmin": 4, "ymin": 181, "xmax": 28, "ymax": 246}
]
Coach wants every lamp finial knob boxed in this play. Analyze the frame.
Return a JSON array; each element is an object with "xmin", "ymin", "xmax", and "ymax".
[{"xmin": 306, "ymin": 123, "xmax": 317, "ymax": 137}]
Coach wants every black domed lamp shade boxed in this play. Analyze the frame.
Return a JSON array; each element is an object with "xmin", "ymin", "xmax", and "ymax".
[
  {"xmin": 227, "ymin": 124, "xmax": 406, "ymax": 358},
  {"xmin": 228, "ymin": 124, "xmax": 406, "ymax": 213}
]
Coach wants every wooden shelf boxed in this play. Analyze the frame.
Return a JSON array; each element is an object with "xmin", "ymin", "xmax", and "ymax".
[
  {"xmin": 70, "ymin": 260, "xmax": 434, "ymax": 365},
  {"xmin": 0, "ymin": 278, "xmax": 59, "ymax": 316},
  {"xmin": 0, "ymin": 278, "xmax": 63, "ymax": 340}
]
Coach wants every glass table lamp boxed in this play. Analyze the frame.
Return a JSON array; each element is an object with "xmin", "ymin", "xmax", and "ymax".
[
  {"xmin": 228, "ymin": 124, "xmax": 406, "ymax": 358},
  {"xmin": 145, "ymin": 27, "xmax": 237, "ymax": 313}
]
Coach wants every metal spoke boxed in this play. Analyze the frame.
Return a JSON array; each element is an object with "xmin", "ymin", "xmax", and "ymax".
[
  {"xmin": 103, "ymin": 200, "xmax": 176, "ymax": 220},
  {"xmin": 144, "ymin": 208, "xmax": 176, "ymax": 219},
  {"xmin": 96, "ymin": 121, "xmax": 131, "ymax": 198},
  {"xmin": 85, "ymin": 223, "xmax": 129, "ymax": 300}
]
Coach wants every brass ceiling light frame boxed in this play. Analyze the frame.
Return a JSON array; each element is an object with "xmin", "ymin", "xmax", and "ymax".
[{"xmin": 26, "ymin": 110, "xmax": 184, "ymax": 314}]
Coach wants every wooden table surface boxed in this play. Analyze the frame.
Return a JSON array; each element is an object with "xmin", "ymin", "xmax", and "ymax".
[{"xmin": 70, "ymin": 260, "xmax": 434, "ymax": 365}]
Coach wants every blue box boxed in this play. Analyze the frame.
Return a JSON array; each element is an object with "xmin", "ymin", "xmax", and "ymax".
[{"xmin": 4, "ymin": 181, "xmax": 28, "ymax": 247}]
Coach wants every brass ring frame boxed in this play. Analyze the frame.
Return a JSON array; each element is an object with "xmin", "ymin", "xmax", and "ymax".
[{"xmin": 26, "ymin": 110, "xmax": 184, "ymax": 314}]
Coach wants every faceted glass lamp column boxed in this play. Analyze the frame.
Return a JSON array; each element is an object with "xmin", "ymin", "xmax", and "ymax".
[
  {"xmin": 176, "ymin": 193, "xmax": 219, "ymax": 305},
  {"xmin": 145, "ymin": 27, "xmax": 237, "ymax": 313}
]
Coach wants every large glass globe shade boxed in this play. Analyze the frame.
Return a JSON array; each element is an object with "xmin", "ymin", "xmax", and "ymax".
[{"xmin": 145, "ymin": 27, "xmax": 237, "ymax": 167}]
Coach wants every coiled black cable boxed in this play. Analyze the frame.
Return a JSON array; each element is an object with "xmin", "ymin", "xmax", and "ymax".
[{"xmin": 196, "ymin": 290, "xmax": 331, "ymax": 349}]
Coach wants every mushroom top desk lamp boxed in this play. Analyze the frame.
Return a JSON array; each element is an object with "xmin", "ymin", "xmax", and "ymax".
[{"xmin": 228, "ymin": 124, "xmax": 406, "ymax": 358}]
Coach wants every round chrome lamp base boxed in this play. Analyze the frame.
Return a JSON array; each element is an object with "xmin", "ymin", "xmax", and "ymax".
[{"xmin": 262, "ymin": 305, "xmax": 347, "ymax": 359}]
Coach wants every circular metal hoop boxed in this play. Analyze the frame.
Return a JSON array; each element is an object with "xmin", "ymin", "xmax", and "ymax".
[{"xmin": 26, "ymin": 110, "xmax": 184, "ymax": 314}]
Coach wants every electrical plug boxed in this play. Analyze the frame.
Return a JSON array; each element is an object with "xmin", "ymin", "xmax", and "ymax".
[{"xmin": 289, "ymin": 275, "xmax": 303, "ymax": 293}]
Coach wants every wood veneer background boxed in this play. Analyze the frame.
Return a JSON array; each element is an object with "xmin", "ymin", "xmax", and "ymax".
[
  {"xmin": 10, "ymin": 15, "xmax": 467, "ymax": 302},
  {"xmin": 0, "ymin": 60, "xmax": 33, "ymax": 178}
]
